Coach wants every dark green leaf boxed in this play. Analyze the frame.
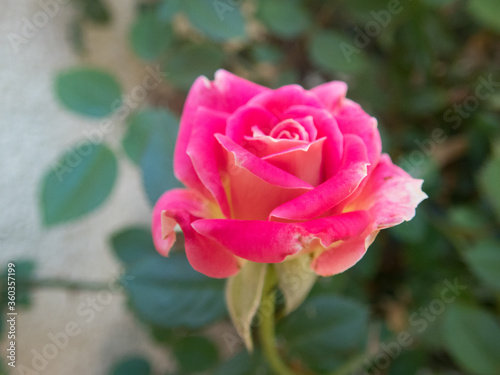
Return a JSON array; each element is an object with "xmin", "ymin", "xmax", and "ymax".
[
  {"xmin": 55, "ymin": 68, "xmax": 122, "ymax": 118},
  {"xmin": 157, "ymin": 0, "xmax": 181, "ymax": 22},
  {"xmin": 111, "ymin": 228, "xmax": 157, "ymax": 266},
  {"xmin": 82, "ymin": 0, "xmax": 111, "ymax": 24},
  {"xmin": 309, "ymin": 30, "xmax": 368, "ymax": 74},
  {"xmin": 213, "ymin": 351, "xmax": 269, "ymax": 375},
  {"xmin": 442, "ymin": 304, "xmax": 500, "ymax": 375},
  {"xmin": 40, "ymin": 143, "xmax": 117, "ymax": 226},
  {"xmin": 173, "ymin": 336, "xmax": 218, "ymax": 372},
  {"xmin": 122, "ymin": 108, "xmax": 181, "ymax": 205},
  {"xmin": 256, "ymin": 0, "xmax": 311, "ymax": 38},
  {"xmin": 278, "ymin": 295, "xmax": 368, "ymax": 372},
  {"xmin": 478, "ymin": 144, "xmax": 500, "ymax": 222},
  {"xmin": 130, "ymin": 10, "xmax": 173, "ymax": 60},
  {"xmin": 183, "ymin": 0, "xmax": 246, "ymax": 41},
  {"xmin": 124, "ymin": 250, "xmax": 227, "ymax": 328},
  {"xmin": 123, "ymin": 108, "xmax": 178, "ymax": 165},
  {"xmin": 110, "ymin": 357, "xmax": 151, "ymax": 375},
  {"xmin": 164, "ymin": 44, "xmax": 225, "ymax": 90},
  {"xmin": 464, "ymin": 240, "xmax": 500, "ymax": 291}
]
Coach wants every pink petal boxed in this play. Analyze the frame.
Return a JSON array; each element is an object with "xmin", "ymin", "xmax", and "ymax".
[
  {"xmin": 192, "ymin": 210, "xmax": 370, "ymax": 263},
  {"xmin": 174, "ymin": 70, "xmax": 268, "ymax": 194},
  {"xmin": 244, "ymin": 136, "xmax": 308, "ymax": 158},
  {"xmin": 216, "ymin": 134, "xmax": 312, "ymax": 220},
  {"xmin": 226, "ymin": 105, "xmax": 278, "ymax": 146},
  {"xmin": 152, "ymin": 189, "xmax": 239, "ymax": 278},
  {"xmin": 186, "ymin": 107, "xmax": 231, "ymax": 217},
  {"xmin": 310, "ymin": 81, "xmax": 348, "ymax": 114},
  {"xmin": 348, "ymin": 154, "xmax": 428, "ymax": 229},
  {"xmin": 270, "ymin": 134, "xmax": 369, "ymax": 221},
  {"xmin": 335, "ymin": 99, "xmax": 381, "ymax": 171},
  {"xmin": 311, "ymin": 229, "xmax": 379, "ymax": 276},
  {"xmin": 263, "ymin": 137, "xmax": 326, "ymax": 186},
  {"xmin": 284, "ymin": 106, "xmax": 343, "ymax": 178},
  {"xmin": 247, "ymin": 85, "xmax": 323, "ymax": 119}
]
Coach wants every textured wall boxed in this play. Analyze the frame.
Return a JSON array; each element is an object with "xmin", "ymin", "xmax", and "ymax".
[{"xmin": 0, "ymin": 1, "xmax": 173, "ymax": 374}]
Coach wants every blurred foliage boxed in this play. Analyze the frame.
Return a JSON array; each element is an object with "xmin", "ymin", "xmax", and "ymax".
[{"xmin": 35, "ymin": 0, "xmax": 500, "ymax": 373}]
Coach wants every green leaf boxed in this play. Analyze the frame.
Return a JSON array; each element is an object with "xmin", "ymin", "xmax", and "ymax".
[
  {"xmin": 123, "ymin": 108, "xmax": 178, "ymax": 165},
  {"xmin": 164, "ymin": 44, "xmax": 225, "ymax": 90},
  {"xmin": 111, "ymin": 228, "xmax": 157, "ymax": 266},
  {"xmin": 122, "ymin": 108, "xmax": 181, "ymax": 205},
  {"xmin": 213, "ymin": 351, "xmax": 269, "ymax": 375},
  {"xmin": 478, "ymin": 144, "xmax": 500, "ymax": 222},
  {"xmin": 157, "ymin": 0, "xmax": 181, "ymax": 22},
  {"xmin": 469, "ymin": 0, "xmax": 500, "ymax": 34},
  {"xmin": 82, "ymin": 0, "xmax": 111, "ymax": 24},
  {"xmin": 226, "ymin": 262, "xmax": 267, "ymax": 351},
  {"xmin": 183, "ymin": 0, "xmax": 246, "ymax": 41},
  {"xmin": 55, "ymin": 68, "xmax": 122, "ymax": 118},
  {"xmin": 110, "ymin": 357, "xmax": 151, "ymax": 375},
  {"xmin": 464, "ymin": 240, "xmax": 500, "ymax": 291},
  {"xmin": 41, "ymin": 143, "xmax": 118, "ymax": 226},
  {"xmin": 256, "ymin": 0, "xmax": 311, "ymax": 38},
  {"xmin": 173, "ymin": 336, "xmax": 218, "ymax": 372},
  {"xmin": 121, "ymin": 246, "xmax": 226, "ymax": 328},
  {"xmin": 309, "ymin": 30, "xmax": 368, "ymax": 75},
  {"xmin": 130, "ymin": 10, "xmax": 173, "ymax": 60},
  {"xmin": 443, "ymin": 304, "xmax": 500, "ymax": 375},
  {"xmin": 275, "ymin": 257, "xmax": 317, "ymax": 315},
  {"xmin": 278, "ymin": 295, "xmax": 368, "ymax": 373}
]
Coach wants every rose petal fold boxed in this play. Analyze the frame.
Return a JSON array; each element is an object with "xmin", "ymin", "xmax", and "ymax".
[
  {"xmin": 216, "ymin": 134, "xmax": 312, "ymax": 220},
  {"xmin": 174, "ymin": 70, "xmax": 268, "ymax": 194},
  {"xmin": 270, "ymin": 134, "xmax": 369, "ymax": 221},
  {"xmin": 348, "ymin": 154, "xmax": 428, "ymax": 229},
  {"xmin": 311, "ymin": 229, "xmax": 379, "ymax": 277},
  {"xmin": 310, "ymin": 81, "xmax": 348, "ymax": 113},
  {"xmin": 192, "ymin": 210, "xmax": 370, "ymax": 263},
  {"xmin": 186, "ymin": 107, "xmax": 231, "ymax": 217},
  {"xmin": 152, "ymin": 189, "xmax": 239, "ymax": 278}
]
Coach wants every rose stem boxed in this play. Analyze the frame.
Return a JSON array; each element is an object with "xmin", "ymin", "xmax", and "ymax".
[{"xmin": 259, "ymin": 265, "xmax": 296, "ymax": 375}]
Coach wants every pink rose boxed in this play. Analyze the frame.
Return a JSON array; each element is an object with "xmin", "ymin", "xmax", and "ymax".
[{"xmin": 152, "ymin": 70, "xmax": 427, "ymax": 278}]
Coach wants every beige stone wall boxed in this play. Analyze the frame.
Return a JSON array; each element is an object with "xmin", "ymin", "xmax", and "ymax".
[{"xmin": 0, "ymin": 1, "xmax": 174, "ymax": 374}]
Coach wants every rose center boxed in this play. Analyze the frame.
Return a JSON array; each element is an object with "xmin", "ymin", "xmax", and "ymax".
[{"xmin": 269, "ymin": 119, "xmax": 310, "ymax": 142}]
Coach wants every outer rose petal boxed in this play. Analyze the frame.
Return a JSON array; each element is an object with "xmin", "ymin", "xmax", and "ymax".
[
  {"xmin": 348, "ymin": 154, "xmax": 428, "ymax": 228},
  {"xmin": 311, "ymin": 229, "xmax": 379, "ymax": 276},
  {"xmin": 186, "ymin": 107, "xmax": 231, "ymax": 217},
  {"xmin": 335, "ymin": 99, "xmax": 382, "ymax": 171},
  {"xmin": 174, "ymin": 70, "xmax": 268, "ymax": 195},
  {"xmin": 152, "ymin": 189, "xmax": 239, "ymax": 278},
  {"xmin": 270, "ymin": 134, "xmax": 369, "ymax": 221},
  {"xmin": 247, "ymin": 85, "xmax": 323, "ymax": 118},
  {"xmin": 192, "ymin": 210, "xmax": 370, "ymax": 263},
  {"xmin": 310, "ymin": 81, "xmax": 348, "ymax": 114}
]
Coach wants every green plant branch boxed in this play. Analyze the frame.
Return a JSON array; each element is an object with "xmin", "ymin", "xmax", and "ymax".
[
  {"xmin": 18, "ymin": 278, "xmax": 113, "ymax": 291},
  {"xmin": 259, "ymin": 266, "xmax": 296, "ymax": 375}
]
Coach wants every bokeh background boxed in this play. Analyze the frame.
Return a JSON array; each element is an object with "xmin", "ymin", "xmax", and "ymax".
[{"xmin": 1, "ymin": 0, "xmax": 499, "ymax": 374}]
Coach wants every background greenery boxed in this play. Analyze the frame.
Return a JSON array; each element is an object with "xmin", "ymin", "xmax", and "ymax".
[{"xmin": 2, "ymin": 0, "xmax": 500, "ymax": 374}]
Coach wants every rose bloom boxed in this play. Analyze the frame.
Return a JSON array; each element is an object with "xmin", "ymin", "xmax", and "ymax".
[{"xmin": 152, "ymin": 70, "xmax": 427, "ymax": 278}]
